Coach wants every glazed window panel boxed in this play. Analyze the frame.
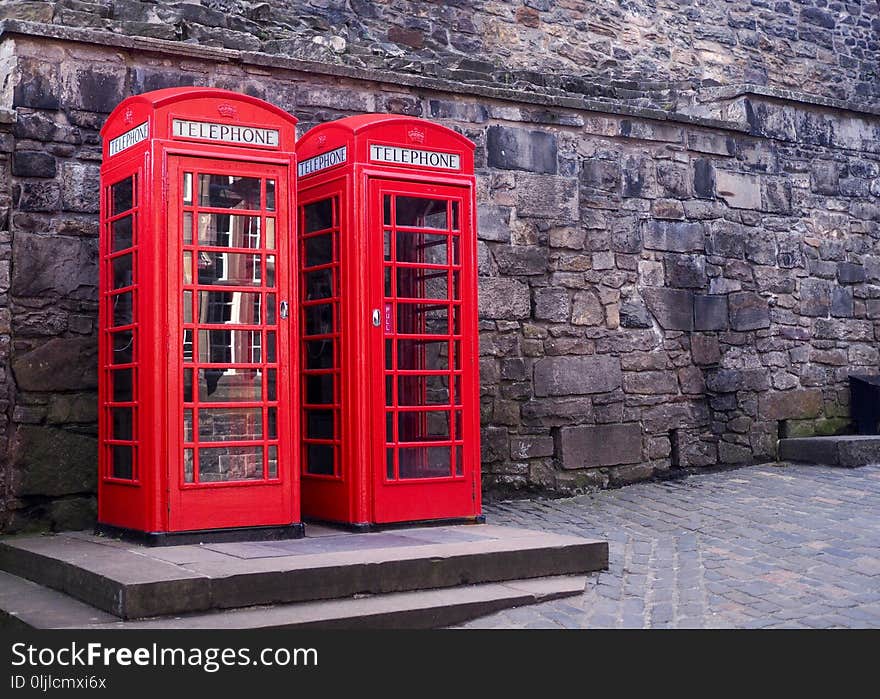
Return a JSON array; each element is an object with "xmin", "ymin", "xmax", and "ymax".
[
  {"xmin": 198, "ymin": 174, "xmax": 262, "ymax": 210},
  {"xmin": 198, "ymin": 407, "xmax": 263, "ymax": 443},
  {"xmin": 112, "ymin": 215, "xmax": 134, "ymax": 252},
  {"xmin": 112, "ymin": 177, "xmax": 135, "ymax": 215},
  {"xmin": 197, "ymin": 213, "xmax": 261, "ymax": 249},
  {"xmin": 198, "ymin": 445, "xmax": 263, "ymax": 482}
]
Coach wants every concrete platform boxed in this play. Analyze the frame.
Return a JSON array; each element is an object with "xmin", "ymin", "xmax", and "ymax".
[
  {"xmin": 778, "ymin": 435, "xmax": 880, "ymax": 468},
  {"xmin": 0, "ymin": 523, "xmax": 607, "ymax": 628}
]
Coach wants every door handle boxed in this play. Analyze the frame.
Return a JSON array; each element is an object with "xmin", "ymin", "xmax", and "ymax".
[
  {"xmin": 280, "ymin": 300, "xmax": 289, "ymax": 319},
  {"xmin": 371, "ymin": 309, "xmax": 381, "ymax": 327}
]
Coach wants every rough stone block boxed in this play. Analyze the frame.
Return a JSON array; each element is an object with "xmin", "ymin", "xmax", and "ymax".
[
  {"xmin": 799, "ymin": 278, "xmax": 833, "ymax": 317},
  {"xmin": 479, "ymin": 278, "xmax": 531, "ymax": 319},
  {"xmin": 12, "ymin": 151, "xmax": 57, "ymax": 178},
  {"xmin": 838, "ymin": 262, "xmax": 866, "ymax": 284},
  {"xmin": 623, "ymin": 370, "xmax": 678, "ymax": 395},
  {"xmin": 831, "ymin": 287, "xmax": 854, "ymax": 318},
  {"xmin": 487, "ymin": 125, "xmax": 557, "ymax": 174},
  {"xmin": 533, "ymin": 288, "xmax": 570, "ymax": 322},
  {"xmin": 63, "ymin": 64, "xmax": 127, "ymax": 113},
  {"xmin": 493, "ymin": 245, "xmax": 548, "ymax": 275},
  {"xmin": 559, "ymin": 423, "xmax": 643, "ymax": 469},
  {"xmin": 477, "ymin": 205, "xmax": 512, "ymax": 242},
  {"xmin": 580, "ymin": 158, "xmax": 620, "ymax": 192},
  {"xmin": 692, "ymin": 158, "xmax": 715, "ymax": 199},
  {"xmin": 12, "ymin": 337, "xmax": 98, "ymax": 392},
  {"xmin": 571, "ymin": 290, "xmax": 603, "ymax": 326},
  {"xmin": 641, "ymin": 220, "xmax": 704, "ymax": 252},
  {"xmin": 10, "ymin": 426, "xmax": 97, "ymax": 497},
  {"xmin": 60, "ymin": 161, "xmax": 101, "ymax": 213},
  {"xmin": 715, "ymin": 170, "xmax": 761, "ymax": 209},
  {"xmin": 11, "ymin": 233, "xmax": 98, "ymax": 300},
  {"xmin": 515, "ymin": 173, "xmax": 578, "ymax": 220},
  {"xmin": 643, "ymin": 288, "xmax": 694, "ymax": 330},
  {"xmin": 509, "ymin": 435, "xmax": 555, "ymax": 459},
  {"xmin": 533, "ymin": 355, "xmax": 622, "ymax": 396},
  {"xmin": 758, "ymin": 389, "xmax": 823, "ymax": 420},
  {"xmin": 691, "ymin": 334, "xmax": 721, "ymax": 365},
  {"xmin": 665, "ymin": 253, "xmax": 707, "ymax": 288},
  {"xmin": 728, "ymin": 291, "xmax": 770, "ymax": 330},
  {"xmin": 13, "ymin": 56, "xmax": 60, "ymax": 109},
  {"xmin": 694, "ymin": 295, "xmax": 729, "ymax": 331}
]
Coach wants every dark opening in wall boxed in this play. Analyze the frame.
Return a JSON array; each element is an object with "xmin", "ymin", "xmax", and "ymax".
[{"xmin": 669, "ymin": 429, "xmax": 681, "ymax": 469}]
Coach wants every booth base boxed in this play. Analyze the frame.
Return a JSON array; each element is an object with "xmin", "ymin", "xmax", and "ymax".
[
  {"xmin": 94, "ymin": 522, "xmax": 306, "ymax": 546},
  {"xmin": 0, "ymin": 524, "xmax": 608, "ymax": 629}
]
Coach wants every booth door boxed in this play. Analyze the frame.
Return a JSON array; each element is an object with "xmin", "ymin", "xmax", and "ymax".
[
  {"xmin": 167, "ymin": 156, "xmax": 295, "ymax": 531},
  {"xmin": 369, "ymin": 179, "xmax": 479, "ymax": 523}
]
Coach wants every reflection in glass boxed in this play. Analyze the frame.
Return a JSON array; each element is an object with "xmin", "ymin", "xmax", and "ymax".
[
  {"xmin": 183, "ymin": 291, "xmax": 192, "ymax": 323},
  {"xmin": 307, "ymin": 410, "xmax": 333, "ymax": 439},
  {"xmin": 304, "ymin": 269, "xmax": 333, "ymax": 300},
  {"xmin": 198, "ymin": 407, "xmax": 263, "ymax": 442},
  {"xmin": 396, "ymin": 267, "xmax": 448, "ymax": 300},
  {"xmin": 304, "ymin": 199, "xmax": 333, "ymax": 233},
  {"xmin": 183, "ymin": 368, "xmax": 193, "ymax": 402},
  {"xmin": 398, "ymin": 374, "xmax": 451, "ymax": 406},
  {"xmin": 456, "ymin": 445, "xmax": 463, "ymax": 476},
  {"xmin": 112, "ymin": 445, "xmax": 134, "ymax": 479},
  {"xmin": 268, "ymin": 407, "xmax": 277, "ymax": 439},
  {"xmin": 198, "ymin": 174, "xmax": 261, "ymax": 210},
  {"xmin": 184, "ymin": 448, "xmax": 194, "ymax": 482},
  {"xmin": 305, "ymin": 340, "xmax": 333, "ymax": 369},
  {"xmin": 198, "ymin": 329, "xmax": 262, "ymax": 364},
  {"xmin": 266, "ymin": 294, "xmax": 276, "ymax": 325},
  {"xmin": 183, "ymin": 251, "xmax": 192, "ymax": 284},
  {"xmin": 199, "ymin": 445, "xmax": 263, "ymax": 482},
  {"xmin": 267, "ymin": 368, "xmax": 276, "ymax": 401},
  {"xmin": 265, "ymin": 218, "xmax": 275, "ymax": 249},
  {"xmin": 111, "ymin": 331, "xmax": 134, "ymax": 365},
  {"xmin": 183, "ymin": 211, "xmax": 193, "ymax": 244},
  {"xmin": 182, "ymin": 173, "xmax": 192, "ymax": 206},
  {"xmin": 197, "ymin": 251, "xmax": 261, "ymax": 286},
  {"xmin": 183, "ymin": 328, "xmax": 193, "ymax": 362},
  {"xmin": 198, "ymin": 291, "xmax": 261, "ymax": 325},
  {"xmin": 112, "ymin": 407, "xmax": 134, "ymax": 441},
  {"xmin": 306, "ymin": 444, "xmax": 334, "ymax": 476},
  {"xmin": 184, "ymin": 409, "xmax": 193, "ymax": 442},
  {"xmin": 112, "ymin": 368, "xmax": 134, "ymax": 403},
  {"xmin": 266, "ymin": 180, "xmax": 276, "ymax": 212},
  {"xmin": 304, "ymin": 235, "xmax": 332, "ymax": 268},
  {"xmin": 395, "ymin": 197, "xmax": 447, "ymax": 229},
  {"xmin": 112, "ymin": 216, "xmax": 133, "ymax": 252},
  {"xmin": 398, "ymin": 410, "xmax": 450, "ymax": 442},
  {"xmin": 112, "ymin": 291, "xmax": 133, "ymax": 327},
  {"xmin": 396, "ymin": 231, "xmax": 448, "ymax": 265},
  {"xmin": 112, "ymin": 177, "xmax": 134, "ymax": 215},
  {"xmin": 386, "ymin": 448, "xmax": 394, "ymax": 479},
  {"xmin": 198, "ymin": 214, "xmax": 260, "ymax": 248},
  {"xmin": 266, "ymin": 331, "xmax": 276, "ymax": 363},
  {"xmin": 197, "ymin": 368, "xmax": 261, "ymax": 402},
  {"xmin": 305, "ymin": 374, "xmax": 333, "ymax": 404},
  {"xmin": 396, "ymin": 303, "xmax": 448, "ymax": 335},
  {"xmin": 112, "ymin": 253, "xmax": 133, "ymax": 289},
  {"xmin": 305, "ymin": 304, "xmax": 333, "ymax": 336},
  {"xmin": 452, "ymin": 201, "xmax": 460, "ymax": 231},
  {"xmin": 266, "ymin": 256, "xmax": 275, "ymax": 288},
  {"xmin": 268, "ymin": 445, "xmax": 278, "ymax": 479},
  {"xmin": 397, "ymin": 338, "xmax": 448, "ymax": 371},
  {"xmin": 399, "ymin": 446, "xmax": 451, "ymax": 479}
]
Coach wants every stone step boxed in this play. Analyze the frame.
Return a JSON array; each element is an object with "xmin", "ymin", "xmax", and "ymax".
[
  {"xmin": 778, "ymin": 435, "xmax": 880, "ymax": 468},
  {"xmin": 0, "ymin": 524, "xmax": 607, "ymax": 620},
  {"xmin": 0, "ymin": 568, "xmax": 584, "ymax": 630}
]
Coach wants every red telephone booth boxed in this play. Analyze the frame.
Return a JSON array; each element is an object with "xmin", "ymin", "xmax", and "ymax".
[
  {"xmin": 295, "ymin": 115, "xmax": 482, "ymax": 526},
  {"xmin": 97, "ymin": 88, "xmax": 301, "ymax": 543}
]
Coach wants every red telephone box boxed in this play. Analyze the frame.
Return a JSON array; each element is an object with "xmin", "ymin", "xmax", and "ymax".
[
  {"xmin": 97, "ymin": 88, "xmax": 301, "ymax": 543},
  {"xmin": 295, "ymin": 115, "xmax": 482, "ymax": 526}
]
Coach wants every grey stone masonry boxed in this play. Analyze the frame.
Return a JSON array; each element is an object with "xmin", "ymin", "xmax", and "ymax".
[{"xmin": 0, "ymin": 7, "xmax": 879, "ymax": 529}]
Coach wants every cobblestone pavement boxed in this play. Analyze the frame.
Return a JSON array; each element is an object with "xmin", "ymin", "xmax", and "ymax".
[{"xmin": 458, "ymin": 463, "xmax": 880, "ymax": 628}]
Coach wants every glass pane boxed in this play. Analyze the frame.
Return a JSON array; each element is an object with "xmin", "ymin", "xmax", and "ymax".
[
  {"xmin": 306, "ymin": 444, "xmax": 334, "ymax": 476},
  {"xmin": 304, "ymin": 199, "xmax": 333, "ymax": 233},
  {"xmin": 304, "ymin": 235, "xmax": 332, "ymax": 267},
  {"xmin": 384, "ymin": 267, "xmax": 392, "ymax": 296},
  {"xmin": 111, "ymin": 407, "xmax": 133, "ymax": 441},
  {"xmin": 398, "ymin": 411, "xmax": 450, "ymax": 442},
  {"xmin": 398, "ymin": 374, "xmax": 451, "ymax": 406},
  {"xmin": 184, "ymin": 448, "xmax": 194, "ymax": 482},
  {"xmin": 198, "ymin": 214, "xmax": 260, "ymax": 248},
  {"xmin": 111, "ymin": 368, "xmax": 134, "ymax": 403},
  {"xmin": 396, "ymin": 231, "xmax": 448, "ymax": 265},
  {"xmin": 112, "ymin": 177, "xmax": 134, "ymax": 215},
  {"xmin": 112, "ymin": 215, "xmax": 133, "ymax": 252},
  {"xmin": 384, "ymin": 230, "xmax": 391, "ymax": 260},
  {"xmin": 398, "ymin": 338, "xmax": 448, "ymax": 371},
  {"xmin": 397, "ymin": 303, "xmax": 449, "ymax": 335},
  {"xmin": 305, "ymin": 340, "xmax": 333, "ymax": 369},
  {"xmin": 386, "ymin": 375, "xmax": 393, "ymax": 406},
  {"xmin": 267, "ymin": 369, "xmax": 277, "ymax": 401},
  {"xmin": 453, "ymin": 374, "xmax": 462, "ymax": 405},
  {"xmin": 452, "ymin": 236, "xmax": 460, "ymax": 265},
  {"xmin": 197, "ymin": 368, "xmax": 262, "ymax": 402},
  {"xmin": 183, "ymin": 328, "xmax": 193, "ymax": 362},
  {"xmin": 266, "ymin": 331, "xmax": 276, "ymax": 363},
  {"xmin": 455, "ymin": 445, "xmax": 463, "ymax": 476},
  {"xmin": 112, "ymin": 291, "xmax": 133, "ymax": 327},
  {"xmin": 111, "ymin": 331, "xmax": 134, "ymax": 365},
  {"xmin": 265, "ymin": 218, "xmax": 275, "ymax": 249},
  {"xmin": 268, "ymin": 407, "xmax": 277, "ymax": 439},
  {"xmin": 112, "ymin": 253, "xmax": 133, "ymax": 289},
  {"xmin": 305, "ymin": 304, "xmax": 333, "ymax": 336},
  {"xmin": 111, "ymin": 445, "xmax": 134, "ymax": 479},
  {"xmin": 386, "ymin": 412, "xmax": 393, "ymax": 443},
  {"xmin": 386, "ymin": 448, "xmax": 394, "ymax": 479},
  {"xmin": 454, "ymin": 411, "xmax": 463, "ymax": 440},
  {"xmin": 305, "ymin": 374, "xmax": 333, "ymax": 405},
  {"xmin": 199, "ymin": 407, "xmax": 263, "ymax": 443},
  {"xmin": 183, "ymin": 368, "xmax": 193, "ymax": 402},
  {"xmin": 452, "ymin": 201, "xmax": 459, "ymax": 231},
  {"xmin": 306, "ymin": 410, "xmax": 334, "ymax": 439},
  {"xmin": 198, "ymin": 174, "xmax": 261, "ymax": 210},
  {"xmin": 182, "ymin": 172, "xmax": 192, "ymax": 206},
  {"xmin": 183, "ymin": 291, "xmax": 192, "ymax": 323},
  {"xmin": 266, "ymin": 294, "xmax": 276, "ymax": 325},
  {"xmin": 266, "ymin": 255, "xmax": 275, "ymax": 288},
  {"xmin": 184, "ymin": 409, "xmax": 193, "ymax": 442},
  {"xmin": 198, "ymin": 329, "xmax": 262, "ymax": 364},
  {"xmin": 384, "ymin": 195, "xmax": 391, "ymax": 226},
  {"xmin": 183, "ymin": 251, "xmax": 192, "ymax": 284},
  {"xmin": 266, "ymin": 180, "xmax": 276, "ymax": 212},
  {"xmin": 395, "ymin": 197, "xmax": 447, "ymax": 229},
  {"xmin": 199, "ymin": 445, "xmax": 263, "ymax": 482},
  {"xmin": 268, "ymin": 445, "xmax": 278, "ymax": 478},
  {"xmin": 385, "ymin": 339, "xmax": 392, "ymax": 370},
  {"xmin": 197, "ymin": 251, "xmax": 261, "ymax": 286},
  {"xmin": 396, "ymin": 268, "xmax": 448, "ymax": 300},
  {"xmin": 304, "ymin": 268, "xmax": 333, "ymax": 300},
  {"xmin": 183, "ymin": 211, "xmax": 193, "ymax": 244},
  {"xmin": 399, "ymin": 446, "xmax": 451, "ymax": 479},
  {"xmin": 198, "ymin": 291, "xmax": 261, "ymax": 325}
]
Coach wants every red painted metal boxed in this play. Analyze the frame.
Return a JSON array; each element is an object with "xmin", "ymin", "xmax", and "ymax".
[
  {"xmin": 296, "ymin": 115, "xmax": 481, "ymax": 526},
  {"xmin": 98, "ymin": 88, "xmax": 299, "ymax": 535}
]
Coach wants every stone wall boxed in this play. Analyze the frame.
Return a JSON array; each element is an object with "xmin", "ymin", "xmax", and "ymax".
[
  {"xmin": 0, "ymin": 16, "xmax": 878, "ymax": 530},
  {"xmin": 0, "ymin": 0, "xmax": 877, "ymax": 110}
]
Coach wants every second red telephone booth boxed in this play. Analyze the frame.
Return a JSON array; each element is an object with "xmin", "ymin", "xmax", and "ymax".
[{"xmin": 296, "ymin": 116, "xmax": 482, "ymax": 527}]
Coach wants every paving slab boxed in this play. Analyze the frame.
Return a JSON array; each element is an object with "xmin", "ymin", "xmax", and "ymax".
[{"xmin": 0, "ymin": 524, "xmax": 607, "ymax": 620}]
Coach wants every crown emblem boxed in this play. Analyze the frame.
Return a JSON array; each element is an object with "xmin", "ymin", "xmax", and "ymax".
[
  {"xmin": 317, "ymin": 134, "xmax": 327, "ymax": 147},
  {"xmin": 123, "ymin": 107, "xmax": 134, "ymax": 125},
  {"xmin": 217, "ymin": 103, "xmax": 237, "ymax": 118},
  {"xmin": 407, "ymin": 127, "xmax": 425, "ymax": 144}
]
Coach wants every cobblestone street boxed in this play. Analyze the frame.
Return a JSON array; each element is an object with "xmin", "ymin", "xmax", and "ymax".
[{"xmin": 459, "ymin": 463, "xmax": 880, "ymax": 628}]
